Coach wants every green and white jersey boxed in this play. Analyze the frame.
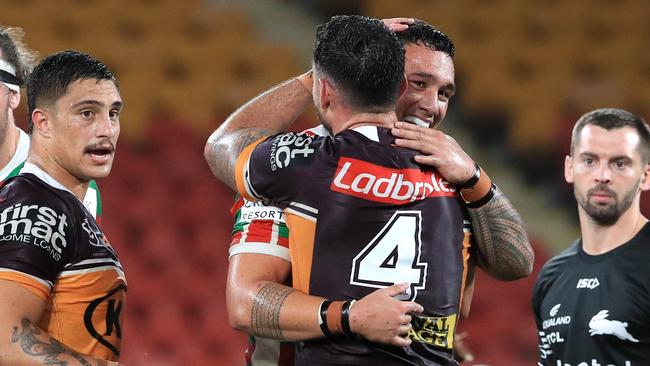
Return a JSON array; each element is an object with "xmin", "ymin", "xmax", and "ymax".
[{"xmin": 0, "ymin": 128, "xmax": 102, "ymax": 222}]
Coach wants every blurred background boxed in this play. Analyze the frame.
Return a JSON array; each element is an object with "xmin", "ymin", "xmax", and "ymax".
[{"xmin": 4, "ymin": 0, "xmax": 650, "ymax": 364}]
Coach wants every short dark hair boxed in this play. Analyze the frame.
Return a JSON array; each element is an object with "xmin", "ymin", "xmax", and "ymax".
[
  {"xmin": 27, "ymin": 50, "xmax": 118, "ymax": 132},
  {"xmin": 396, "ymin": 19, "xmax": 455, "ymax": 58},
  {"xmin": 571, "ymin": 108, "xmax": 650, "ymax": 163},
  {"xmin": 313, "ymin": 15, "xmax": 404, "ymax": 111},
  {"xmin": 0, "ymin": 25, "xmax": 38, "ymax": 86}
]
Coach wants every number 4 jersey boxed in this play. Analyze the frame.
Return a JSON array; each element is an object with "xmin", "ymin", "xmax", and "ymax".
[{"xmin": 235, "ymin": 126, "xmax": 473, "ymax": 366}]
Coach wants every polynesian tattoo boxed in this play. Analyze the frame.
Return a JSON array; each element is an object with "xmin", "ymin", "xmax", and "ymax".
[
  {"xmin": 251, "ymin": 282, "xmax": 295, "ymax": 339},
  {"xmin": 468, "ymin": 188, "xmax": 534, "ymax": 281},
  {"xmin": 11, "ymin": 318, "xmax": 98, "ymax": 366}
]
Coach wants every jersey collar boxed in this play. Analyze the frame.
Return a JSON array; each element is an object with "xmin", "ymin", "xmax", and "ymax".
[{"xmin": 20, "ymin": 162, "xmax": 74, "ymax": 194}]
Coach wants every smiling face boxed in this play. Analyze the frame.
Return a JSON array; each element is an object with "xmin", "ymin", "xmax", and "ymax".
[
  {"xmin": 565, "ymin": 124, "xmax": 650, "ymax": 225},
  {"xmin": 395, "ymin": 42, "xmax": 455, "ymax": 129},
  {"xmin": 38, "ymin": 78, "xmax": 122, "ymax": 183}
]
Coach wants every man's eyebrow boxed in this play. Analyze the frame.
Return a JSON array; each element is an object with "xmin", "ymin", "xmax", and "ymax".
[
  {"xmin": 71, "ymin": 100, "xmax": 124, "ymax": 109},
  {"xmin": 71, "ymin": 99, "xmax": 104, "ymax": 108},
  {"xmin": 408, "ymin": 72, "xmax": 456, "ymax": 93}
]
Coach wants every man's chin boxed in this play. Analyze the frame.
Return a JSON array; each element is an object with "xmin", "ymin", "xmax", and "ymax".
[{"xmin": 81, "ymin": 164, "xmax": 113, "ymax": 181}]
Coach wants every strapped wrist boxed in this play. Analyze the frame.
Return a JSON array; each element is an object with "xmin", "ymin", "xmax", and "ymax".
[
  {"xmin": 341, "ymin": 300, "xmax": 355, "ymax": 337},
  {"xmin": 456, "ymin": 162, "xmax": 480, "ymax": 189},
  {"xmin": 319, "ymin": 300, "xmax": 356, "ymax": 338},
  {"xmin": 319, "ymin": 300, "xmax": 333, "ymax": 337},
  {"xmin": 459, "ymin": 165, "xmax": 493, "ymax": 205}
]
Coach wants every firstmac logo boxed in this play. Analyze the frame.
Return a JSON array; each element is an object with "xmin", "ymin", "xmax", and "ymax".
[{"xmin": 330, "ymin": 157, "xmax": 457, "ymax": 204}]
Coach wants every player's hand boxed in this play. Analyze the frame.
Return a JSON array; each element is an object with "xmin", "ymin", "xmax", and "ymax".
[
  {"xmin": 382, "ymin": 17, "xmax": 415, "ymax": 32},
  {"xmin": 391, "ymin": 121, "xmax": 476, "ymax": 185},
  {"xmin": 348, "ymin": 283, "xmax": 424, "ymax": 347}
]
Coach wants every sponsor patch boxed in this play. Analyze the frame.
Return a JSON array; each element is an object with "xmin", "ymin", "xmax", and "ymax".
[
  {"xmin": 238, "ymin": 200, "xmax": 285, "ymax": 223},
  {"xmin": 331, "ymin": 157, "xmax": 456, "ymax": 204},
  {"xmin": 269, "ymin": 133, "xmax": 314, "ymax": 171},
  {"xmin": 0, "ymin": 203, "xmax": 68, "ymax": 261},
  {"xmin": 408, "ymin": 313, "xmax": 457, "ymax": 349}
]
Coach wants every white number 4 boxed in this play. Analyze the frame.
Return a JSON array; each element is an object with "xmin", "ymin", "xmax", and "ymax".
[{"xmin": 350, "ymin": 211, "xmax": 427, "ymax": 301}]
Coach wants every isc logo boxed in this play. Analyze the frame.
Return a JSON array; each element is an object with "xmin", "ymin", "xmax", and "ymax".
[{"xmin": 576, "ymin": 278, "xmax": 600, "ymax": 290}]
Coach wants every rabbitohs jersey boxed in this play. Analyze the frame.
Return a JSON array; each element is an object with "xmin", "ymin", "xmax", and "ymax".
[
  {"xmin": 0, "ymin": 163, "xmax": 125, "ymax": 361},
  {"xmin": 533, "ymin": 224, "xmax": 650, "ymax": 366},
  {"xmin": 0, "ymin": 128, "xmax": 103, "ymax": 222},
  {"xmin": 229, "ymin": 125, "xmax": 328, "ymax": 366},
  {"xmin": 236, "ymin": 126, "xmax": 473, "ymax": 366}
]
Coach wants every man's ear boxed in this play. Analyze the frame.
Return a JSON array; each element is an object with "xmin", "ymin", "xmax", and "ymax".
[
  {"xmin": 8, "ymin": 91, "xmax": 20, "ymax": 110},
  {"xmin": 564, "ymin": 155, "xmax": 574, "ymax": 184},
  {"xmin": 31, "ymin": 108, "xmax": 52, "ymax": 138},
  {"xmin": 640, "ymin": 163, "xmax": 650, "ymax": 191},
  {"xmin": 398, "ymin": 74, "xmax": 407, "ymax": 99},
  {"xmin": 319, "ymin": 78, "xmax": 331, "ymax": 111}
]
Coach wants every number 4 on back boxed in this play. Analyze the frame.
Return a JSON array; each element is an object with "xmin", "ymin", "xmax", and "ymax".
[{"xmin": 350, "ymin": 211, "xmax": 427, "ymax": 301}]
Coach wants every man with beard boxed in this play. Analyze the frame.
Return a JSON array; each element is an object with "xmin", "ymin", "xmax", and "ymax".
[
  {"xmin": 209, "ymin": 17, "xmax": 532, "ymax": 365},
  {"xmin": 533, "ymin": 108, "xmax": 650, "ymax": 365}
]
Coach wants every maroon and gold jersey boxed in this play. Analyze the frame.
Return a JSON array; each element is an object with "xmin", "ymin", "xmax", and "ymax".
[
  {"xmin": 0, "ymin": 164, "xmax": 125, "ymax": 362},
  {"xmin": 236, "ymin": 126, "xmax": 472, "ymax": 366}
]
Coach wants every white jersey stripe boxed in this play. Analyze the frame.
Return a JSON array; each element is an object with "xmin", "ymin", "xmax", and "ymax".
[
  {"xmin": 60, "ymin": 265, "xmax": 127, "ymax": 282},
  {"xmin": 0, "ymin": 268, "xmax": 53, "ymax": 289},
  {"xmin": 64, "ymin": 258, "xmax": 122, "ymax": 268},
  {"xmin": 228, "ymin": 243, "xmax": 290, "ymax": 261},
  {"xmin": 289, "ymin": 201, "xmax": 318, "ymax": 214},
  {"xmin": 285, "ymin": 207, "xmax": 317, "ymax": 222}
]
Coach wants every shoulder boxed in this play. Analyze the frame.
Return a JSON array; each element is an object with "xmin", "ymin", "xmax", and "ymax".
[
  {"xmin": 2, "ymin": 174, "xmax": 71, "ymax": 207},
  {"xmin": 534, "ymin": 241, "xmax": 580, "ymax": 291}
]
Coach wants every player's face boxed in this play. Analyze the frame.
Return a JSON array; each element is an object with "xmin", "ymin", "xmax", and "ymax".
[
  {"xmin": 565, "ymin": 125, "xmax": 650, "ymax": 225},
  {"xmin": 49, "ymin": 78, "xmax": 122, "ymax": 182},
  {"xmin": 396, "ymin": 43, "xmax": 455, "ymax": 129}
]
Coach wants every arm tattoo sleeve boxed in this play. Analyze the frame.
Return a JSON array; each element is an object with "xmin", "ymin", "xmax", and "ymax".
[
  {"xmin": 11, "ymin": 318, "xmax": 99, "ymax": 366},
  {"xmin": 251, "ymin": 282, "xmax": 295, "ymax": 339},
  {"xmin": 205, "ymin": 127, "xmax": 275, "ymax": 190},
  {"xmin": 467, "ymin": 188, "xmax": 534, "ymax": 281}
]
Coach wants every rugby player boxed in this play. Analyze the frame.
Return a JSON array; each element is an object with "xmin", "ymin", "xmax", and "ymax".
[
  {"xmin": 0, "ymin": 26, "xmax": 103, "ymax": 222},
  {"xmin": 0, "ymin": 50, "xmax": 125, "ymax": 366},
  {"xmin": 207, "ymin": 17, "xmax": 532, "ymax": 365},
  {"xmin": 533, "ymin": 108, "xmax": 650, "ymax": 364},
  {"xmin": 207, "ymin": 17, "xmax": 532, "ymax": 361}
]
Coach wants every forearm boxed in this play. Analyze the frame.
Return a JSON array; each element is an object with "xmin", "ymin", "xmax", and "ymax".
[
  {"xmin": 204, "ymin": 74, "xmax": 313, "ymax": 189},
  {"xmin": 468, "ymin": 187, "xmax": 534, "ymax": 281},
  {"xmin": 2, "ymin": 318, "xmax": 114, "ymax": 366},
  {"xmin": 233, "ymin": 281, "xmax": 326, "ymax": 341}
]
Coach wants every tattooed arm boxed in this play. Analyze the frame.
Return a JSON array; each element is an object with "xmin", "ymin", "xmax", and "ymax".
[
  {"xmin": 391, "ymin": 122, "xmax": 534, "ymax": 281},
  {"xmin": 466, "ymin": 188, "xmax": 534, "ymax": 280},
  {"xmin": 0, "ymin": 280, "xmax": 116, "ymax": 366},
  {"xmin": 204, "ymin": 73, "xmax": 314, "ymax": 190},
  {"xmin": 227, "ymin": 254, "xmax": 422, "ymax": 345}
]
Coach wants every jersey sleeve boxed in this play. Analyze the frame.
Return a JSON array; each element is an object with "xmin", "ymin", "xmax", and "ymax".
[
  {"xmin": 229, "ymin": 196, "xmax": 290, "ymax": 261},
  {"xmin": 532, "ymin": 266, "xmax": 551, "ymax": 365},
  {"xmin": 235, "ymin": 132, "xmax": 319, "ymax": 206},
  {"xmin": 0, "ymin": 182, "xmax": 76, "ymax": 300}
]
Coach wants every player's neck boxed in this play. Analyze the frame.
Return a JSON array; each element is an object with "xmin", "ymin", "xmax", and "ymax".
[
  {"xmin": 0, "ymin": 121, "xmax": 20, "ymax": 169},
  {"xmin": 579, "ymin": 203, "xmax": 648, "ymax": 255},
  {"xmin": 336, "ymin": 111, "xmax": 398, "ymax": 134},
  {"xmin": 26, "ymin": 150, "xmax": 89, "ymax": 200}
]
